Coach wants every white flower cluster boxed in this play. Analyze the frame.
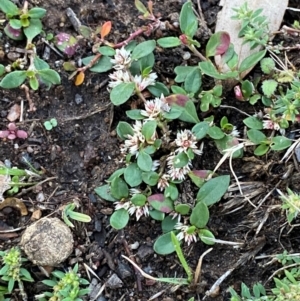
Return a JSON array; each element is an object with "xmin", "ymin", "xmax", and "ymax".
[
  {"xmin": 174, "ymin": 222, "xmax": 197, "ymax": 246},
  {"xmin": 108, "ymin": 46, "xmax": 157, "ymax": 92}
]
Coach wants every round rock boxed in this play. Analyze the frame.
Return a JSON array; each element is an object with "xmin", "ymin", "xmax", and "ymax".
[{"xmin": 21, "ymin": 217, "xmax": 73, "ymax": 266}]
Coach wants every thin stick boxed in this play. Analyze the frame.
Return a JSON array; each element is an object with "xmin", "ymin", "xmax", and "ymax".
[
  {"xmin": 16, "ymin": 177, "xmax": 57, "ymax": 197},
  {"xmin": 194, "ymin": 248, "xmax": 213, "ymax": 285}
]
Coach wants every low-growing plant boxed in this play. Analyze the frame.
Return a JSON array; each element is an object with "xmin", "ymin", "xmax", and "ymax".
[
  {"xmin": 35, "ymin": 263, "xmax": 90, "ymax": 301},
  {"xmin": 0, "ymin": 123, "xmax": 28, "ymax": 140},
  {"xmin": 0, "ymin": 0, "xmax": 60, "ymax": 106},
  {"xmin": 62, "ymin": 202, "xmax": 92, "ymax": 228},
  {"xmin": 0, "ymin": 247, "xmax": 34, "ymax": 300}
]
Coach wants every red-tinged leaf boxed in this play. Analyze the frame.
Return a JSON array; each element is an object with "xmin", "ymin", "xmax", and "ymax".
[
  {"xmin": 148, "ymin": 194, "xmax": 174, "ymax": 213},
  {"xmin": 165, "ymin": 94, "xmax": 189, "ymax": 107},
  {"xmin": 206, "ymin": 31, "xmax": 230, "ymax": 57},
  {"xmin": 75, "ymin": 71, "xmax": 85, "ymax": 86},
  {"xmin": 216, "ymin": 32, "xmax": 230, "ymax": 55},
  {"xmin": 188, "ymin": 170, "xmax": 212, "ymax": 188},
  {"xmin": 101, "ymin": 21, "xmax": 112, "ymax": 39},
  {"xmin": 190, "ymin": 170, "xmax": 211, "ymax": 179}
]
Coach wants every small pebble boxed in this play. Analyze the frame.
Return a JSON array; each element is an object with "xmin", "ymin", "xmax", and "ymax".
[
  {"xmin": 106, "ymin": 273, "xmax": 123, "ymax": 289},
  {"xmin": 74, "ymin": 93, "xmax": 83, "ymax": 105}
]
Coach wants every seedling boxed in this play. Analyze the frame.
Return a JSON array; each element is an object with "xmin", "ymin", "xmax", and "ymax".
[
  {"xmin": 43, "ymin": 118, "xmax": 58, "ymax": 131},
  {"xmin": 62, "ymin": 202, "xmax": 91, "ymax": 228}
]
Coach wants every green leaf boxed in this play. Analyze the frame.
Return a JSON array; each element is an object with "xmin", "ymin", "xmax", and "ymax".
[
  {"xmin": 199, "ymin": 61, "xmax": 238, "ymax": 80},
  {"xmin": 116, "ymin": 121, "xmax": 134, "ymax": 139},
  {"xmin": 191, "ymin": 122, "xmax": 209, "ymax": 139},
  {"xmin": 20, "ymin": 268, "xmax": 34, "ymax": 281},
  {"xmin": 162, "ymin": 106, "xmax": 183, "ymax": 120},
  {"xmin": 131, "ymin": 194, "xmax": 146, "ymax": 206},
  {"xmin": 190, "ymin": 202, "xmax": 209, "ymax": 228},
  {"xmin": 42, "ymin": 279, "xmax": 57, "ymax": 287},
  {"xmin": 157, "ymin": 37, "xmax": 181, "ymax": 48},
  {"xmin": 126, "ymin": 109, "xmax": 144, "ymax": 120},
  {"xmin": 162, "ymin": 216, "xmax": 178, "ymax": 233},
  {"xmin": 175, "ymin": 66, "xmax": 197, "ymax": 83},
  {"xmin": 135, "ymin": 0, "xmax": 148, "ymax": 14},
  {"xmin": 215, "ymin": 136, "xmax": 243, "ymax": 158},
  {"xmin": 254, "ymin": 144, "xmax": 269, "ymax": 156},
  {"xmin": 164, "ymin": 183, "xmax": 179, "ymax": 201},
  {"xmin": 175, "ymin": 204, "xmax": 190, "ymax": 215},
  {"xmin": 28, "ymin": 7, "xmax": 47, "ymax": 18},
  {"xmin": 0, "ymin": 64, "xmax": 5, "ymax": 76},
  {"xmin": 147, "ymin": 82, "xmax": 170, "ymax": 97},
  {"xmin": 188, "ymin": 170, "xmax": 212, "ymax": 188},
  {"xmin": 8, "ymin": 278, "xmax": 15, "ymax": 293},
  {"xmin": 0, "ymin": 0, "xmax": 19, "ymax": 15},
  {"xmin": 199, "ymin": 229, "xmax": 215, "ymax": 245},
  {"xmin": 184, "ymin": 68, "xmax": 202, "ymax": 94},
  {"xmin": 98, "ymin": 46, "xmax": 116, "ymax": 56},
  {"xmin": 173, "ymin": 152, "xmax": 189, "ymax": 168},
  {"xmin": 34, "ymin": 56, "xmax": 49, "ymax": 70},
  {"xmin": 239, "ymin": 49, "xmax": 267, "ymax": 73},
  {"xmin": 94, "ymin": 184, "xmax": 118, "ymax": 202},
  {"xmin": 110, "ymin": 209, "xmax": 129, "ymax": 230},
  {"xmin": 243, "ymin": 116, "xmax": 263, "ymax": 130},
  {"xmin": 137, "ymin": 151, "xmax": 152, "ymax": 172},
  {"xmin": 142, "ymin": 171, "xmax": 159, "ymax": 186},
  {"xmin": 196, "ymin": 175, "xmax": 230, "ymax": 205},
  {"xmin": 139, "ymin": 52, "xmax": 155, "ymax": 72},
  {"xmin": 149, "ymin": 209, "xmax": 165, "ymax": 221},
  {"xmin": 111, "ymin": 177, "xmax": 129, "ymax": 199},
  {"xmin": 23, "ymin": 18, "xmax": 43, "ymax": 41},
  {"xmin": 131, "ymin": 40, "xmax": 156, "ymax": 60},
  {"xmin": 207, "ymin": 126, "xmax": 225, "ymax": 139},
  {"xmin": 270, "ymin": 136, "xmax": 291, "ymax": 151},
  {"xmin": 110, "ymin": 82, "xmax": 135, "ymax": 105},
  {"xmin": 154, "ymin": 232, "xmax": 175, "ymax": 255},
  {"xmin": 141, "ymin": 120, "xmax": 157, "ymax": 142},
  {"xmin": 171, "ymin": 85, "xmax": 187, "ymax": 95},
  {"xmin": 0, "ymin": 71, "xmax": 27, "ymax": 89},
  {"xmin": 262, "ymin": 79, "xmax": 278, "ymax": 97},
  {"xmin": 90, "ymin": 56, "xmax": 113, "ymax": 72},
  {"xmin": 38, "ymin": 69, "xmax": 61, "ymax": 85},
  {"xmin": 29, "ymin": 76, "xmax": 39, "ymax": 90},
  {"xmin": 178, "ymin": 100, "xmax": 200, "ymax": 123},
  {"xmin": 124, "ymin": 163, "xmax": 143, "ymax": 187},
  {"xmin": 247, "ymin": 129, "xmax": 267, "ymax": 144},
  {"xmin": 179, "ymin": 1, "xmax": 198, "ymax": 37},
  {"xmin": 107, "ymin": 168, "xmax": 125, "ymax": 182},
  {"xmin": 9, "ymin": 19, "xmax": 22, "ymax": 29}
]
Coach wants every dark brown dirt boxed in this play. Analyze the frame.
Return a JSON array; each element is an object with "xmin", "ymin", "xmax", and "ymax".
[{"xmin": 1, "ymin": 1, "xmax": 300, "ymax": 301}]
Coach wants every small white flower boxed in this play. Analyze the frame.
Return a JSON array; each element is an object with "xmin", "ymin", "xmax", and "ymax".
[
  {"xmin": 157, "ymin": 174, "xmax": 170, "ymax": 191},
  {"xmin": 111, "ymin": 46, "xmax": 132, "ymax": 70},
  {"xmin": 108, "ymin": 70, "xmax": 131, "ymax": 88},
  {"xmin": 115, "ymin": 201, "xmax": 130, "ymax": 211},
  {"xmin": 115, "ymin": 200, "xmax": 149, "ymax": 221},
  {"xmin": 152, "ymin": 160, "xmax": 160, "ymax": 171},
  {"xmin": 141, "ymin": 95, "xmax": 170, "ymax": 120},
  {"xmin": 174, "ymin": 222, "xmax": 197, "ymax": 246},
  {"xmin": 133, "ymin": 72, "xmax": 157, "ymax": 91},
  {"xmin": 228, "ymin": 126, "xmax": 240, "ymax": 137},
  {"xmin": 175, "ymin": 129, "xmax": 202, "ymax": 155},
  {"xmin": 167, "ymin": 152, "xmax": 192, "ymax": 181}
]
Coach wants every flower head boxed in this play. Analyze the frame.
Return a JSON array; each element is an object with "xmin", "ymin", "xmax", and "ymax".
[
  {"xmin": 111, "ymin": 46, "xmax": 132, "ymax": 70},
  {"xmin": 133, "ymin": 72, "xmax": 157, "ymax": 92},
  {"xmin": 141, "ymin": 95, "xmax": 170, "ymax": 120},
  {"xmin": 166, "ymin": 152, "xmax": 192, "ymax": 181},
  {"xmin": 108, "ymin": 70, "xmax": 131, "ymax": 88},
  {"xmin": 175, "ymin": 129, "xmax": 202, "ymax": 155},
  {"xmin": 115, "ymin": 200, "xmax": 149, "ymax": 221},
  {"xmin": 174, "ymin": 222, "xmax": 197, "ymax": 246},
  {"xmin": 157, "ymin": 174, "xmax": 170, "ymax": 191}
]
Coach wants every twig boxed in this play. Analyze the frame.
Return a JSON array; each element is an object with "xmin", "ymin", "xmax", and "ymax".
[
  {"xmin": 66, "ymin": 8, "xmax": 82, "ymax": 34},
  {"xmin": 220, "ymin": 105, "xmax": 251, "ymax": 117},
  {"xmin": 63, "ymin": 103, "xmax": 111, "ymax": 121},
  {"xmin": 122, "ymin": 239, "xmax": 142, "ymax": 292},
  {"xmin": 196, "ymin": 0, "xmax": 212, "ymax": 36},
  {"xmin": 20, "ymin": 84, "xmax": 36, "ymax": 112},
  {"xmin": 16, "ymin": 177, "xmax": 57, "ymax": 197},
  {"xmin": 194, "ymin": 248, "xmax": 213, "ymax": 285}
]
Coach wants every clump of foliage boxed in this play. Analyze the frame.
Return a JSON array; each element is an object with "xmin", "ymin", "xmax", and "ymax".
[
  {"xmin": 0, "ymin": 0, "xmax": 60, "ymax": 97},
  {"xmin": 43, "ymin": 118, "xmax": 58, "ymax": 131},
  {"xmin": 36, "ymin": 263, "xmax": 90, "ymax": 301},
  {"xmin": 0, "ymin": 247, "xmax": 34, "ymax": 300}
]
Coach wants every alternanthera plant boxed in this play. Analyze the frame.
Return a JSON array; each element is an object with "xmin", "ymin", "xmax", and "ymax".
[{"xmin": 0, "ymin": 247, "xmax": 34, "ymax": 301}]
